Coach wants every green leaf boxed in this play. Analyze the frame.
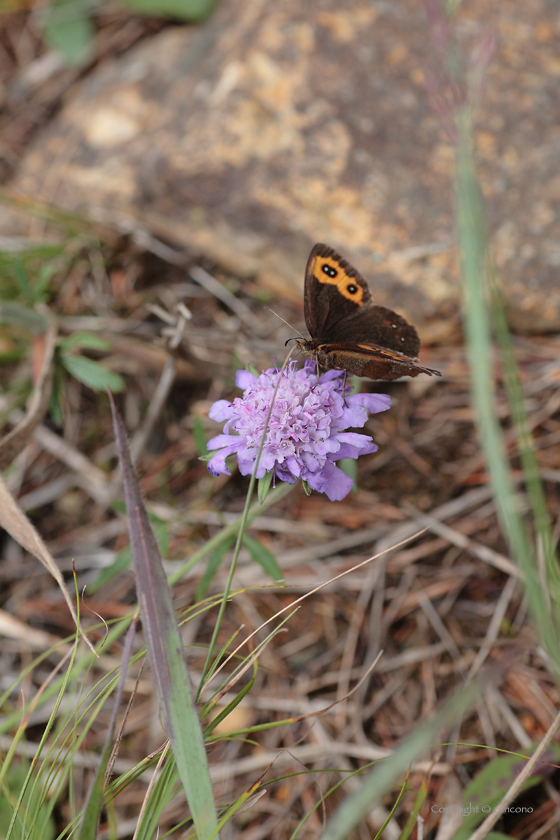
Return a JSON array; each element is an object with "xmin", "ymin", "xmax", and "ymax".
[
  {"xmin": 0, "ymin": 243, "xmax": 63, "ymax": 265},
  {"xmin": 89, "ymin": 545, "xmax": 132, "ymax": 595},
  {"xmin": 44, "ymin": 0, "xmax": 93, "ymax": 66},
  {"xmin": 61, "ymin": 355, "xmax": 125, "ymax": 392},
  {"xmin": 89, "ymin": 517, "xmax": 169, "ymax": 594},
  {"xmin": 257, "ymin": 470, "xmax": 273, "ymax": 504},
  {"xmin": 118, "ymin": 0, "xmax": 216, "ymax": 20},
  {"xmin": 242, "ymin": 534, "xmax": 283, "ymax": 583},
  {"xmin": 59, "ymin": 332, "xmax": 112, "ymax": 352},
  {"xmin": 480, "ymin": 835, "xmax": 511, "ymax": 840},
  {"xmin": 0, "ymin": 347, "xmax": 24, "ymax": 364},
  {"xmin": 301, "ymin": 479, "xmax": 312, "ymax": 496},
  {"xmin": 0, "ymin": 301, "xmax": 48, "ymax": 331},
  {"xmin": 153, "ymin": 519, "xmax": 170, "ymax": 558},
  {"xmin": 13, "ymin": 258, "xmax": 35, "ymax": 302},
  {"xmin": 338, "ymin": 458, "xmax": 358, "ymax": 494},
  {"xmin": 449, "ymin": 744, "xmax": 560, "ymax": 839},
  {"xmin": 196, "ymin": 535, "xmax": 235, "ymax": 601},
  {"xmin": 49, "ymin": 364, "xmax": 65, "ymax": 427},
  {"xmin": 231, "ymin": 350, "xmax": 244, "ymax": 374},
  {"xmin": 192, "ymin": 415, "xmax": 209, "ymax": 457},
  {"xmin": 35, "ymin": 264, "xmax": 56, "ymax": 301}
]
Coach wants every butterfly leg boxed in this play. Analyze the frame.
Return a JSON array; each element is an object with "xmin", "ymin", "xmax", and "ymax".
[
  {"xmin": 341, "ymin": 370, "xmax": 348, "ymax": 406},
  {"xmin": 313, "ymin": 355, "xmax": 320, "ymax": 388}
]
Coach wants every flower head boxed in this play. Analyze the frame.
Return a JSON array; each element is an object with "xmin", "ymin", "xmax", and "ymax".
[{"xmin": 206, "ymin": 361, "xmax": 391, "ymax": 501}]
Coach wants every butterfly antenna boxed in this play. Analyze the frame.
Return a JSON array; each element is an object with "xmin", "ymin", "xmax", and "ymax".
[{"xmin": 264, "ymin": 306, "xmax": 305, "ymax": 340}]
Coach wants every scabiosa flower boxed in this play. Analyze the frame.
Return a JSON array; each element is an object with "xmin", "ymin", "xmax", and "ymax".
[{"xmin": 206, "ymin": 361, "xmax": 391, "ymax": 502}]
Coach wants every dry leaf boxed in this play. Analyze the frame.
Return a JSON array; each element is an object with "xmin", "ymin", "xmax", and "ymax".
[{"xmin": 0, "ymin": 473, "xmax": 96, "ymax": 654}]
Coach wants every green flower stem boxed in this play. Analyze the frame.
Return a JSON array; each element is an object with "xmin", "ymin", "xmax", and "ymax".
[{"xmin": 197, "ymin": 350, "xmax": 297, "ymax": 696}]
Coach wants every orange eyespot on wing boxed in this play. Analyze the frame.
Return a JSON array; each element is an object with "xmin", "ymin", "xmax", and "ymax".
[
  {"xmin": 303, "ymin": 242, "xmax": 441, "ymax": 381},
  {"xmin": 313, "ymin": 255, "xmax": 365, "ymax": 305}
]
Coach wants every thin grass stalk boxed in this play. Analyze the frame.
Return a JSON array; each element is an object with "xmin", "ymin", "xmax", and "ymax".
[
  {"xmin": 33, "ymin": 664, "xmax": 133, "ymax": 827},
  {"xmin": 206, "ymin": 777, "xmax": 268, "ymax": 840},
  {"xmin": 319, "ymin": 675, "xmax": 484, "ymax": 839},
  {"xmin": 132, "ymin": 744, "xmax": 176, "ymax": 840},
  {"xmin": 454, "ymin": 108, "xmax": 560, "ymax": 676},
  {"xmin": 3, "ymin": 637, "xmax": 80, "ymax": 840},
  {"xmin": 398, "ymin": 775, "xmax": 428, "ymax": 840},
  {"xmin": 76, "ymin": 616, "xmax": 138, "ymax": 839},
  {"xmin": 202, "ymin": 609, "xmax": 297, "ymax": 721},
  {"xmin": 279, "ymin": 763, "xmax": 379, "ymax": 840},
  {"xmin": 202, "ymin": 662, "xmax": 256, "ymax": 737},
  {"xmin": 371, "ymin": 773, "xmax": 409, "ymax": 840},
  {"xmin": 0, "ymin": 615, "xmax": 134, "ymax": 734},
  {"xmin": 488, "ymin": 281, "xmax": 560, "ymax": 592}
]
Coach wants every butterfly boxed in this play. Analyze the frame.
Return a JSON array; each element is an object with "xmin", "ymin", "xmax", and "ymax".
[{"xmin": 296, "ymin": 243, "xmax": 441, "ymax": 381}]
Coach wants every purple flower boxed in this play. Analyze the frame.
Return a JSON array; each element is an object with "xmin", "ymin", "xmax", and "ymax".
[{"xmin": 206, "ymin": 361, "xmax": 391, "ymax": 501}]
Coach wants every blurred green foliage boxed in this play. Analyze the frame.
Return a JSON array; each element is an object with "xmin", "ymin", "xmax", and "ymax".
[
  {"xmin": 43, "ymin": 0, "xmax": 218, "ymax": 66},
  {"xmin": 0, "ymin": 244, "xmax": 124, "ymax": 427}
]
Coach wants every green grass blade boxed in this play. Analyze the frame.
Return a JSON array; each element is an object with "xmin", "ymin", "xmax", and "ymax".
[
  {"xmin": 320, "ymin": 677, "xmax": 484, "ymax": 839},
  {"xmin": 133, "ymin": 754, "xmax": 180, "ymax": 840},
  {"xmin": 454, "ymin": 110, "xmax": 560, "ymax": 676},
  {"xmin": 76, "ymin": 617, "xmax": 137, "ymax": 839},
  {"xmin": 489, "ymin": 287, "xmax": 560, "ymax": 593},
  {"xmin": 203, "ymin": 665, "xmax": 256, "ymax": 737}
]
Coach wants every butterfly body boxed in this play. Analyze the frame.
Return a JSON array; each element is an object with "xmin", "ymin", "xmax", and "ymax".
[{"xmin": 297, "ymin": 243, "xmax": 441, "ymax": 381}]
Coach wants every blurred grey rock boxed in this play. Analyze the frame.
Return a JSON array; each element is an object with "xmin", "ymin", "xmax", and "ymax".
[{"xmin": 10, "ymin": 0, "xmax": 560, "ymax": 334}]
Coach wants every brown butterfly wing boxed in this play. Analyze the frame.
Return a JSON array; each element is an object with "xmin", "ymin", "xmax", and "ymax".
[
  {"xmin": 304, "ymin": 243, "xmax": 420, "ymax": 357},
  {"xmin": 304, "ymin": 243, "xmax": 372, "ymax": 340},
  {"xmin": 313, "ymin": 342, "xmax": 440, "ymax": 380},
  {"xmin": 301, "ymin": 243, "xmax": 442, "ymax": 380},
  {"xmin": 328, "ymin": 305, "xmax": 420, "ymax": 357}
]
